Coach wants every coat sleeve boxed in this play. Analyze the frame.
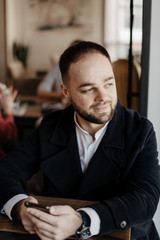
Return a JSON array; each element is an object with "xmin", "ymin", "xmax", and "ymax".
[
  {"xmin": 89, "ymin": 121, "xmax": 160, "ymax": 235},
  {"xmin": 0, "ymin": 127, "xmax": 40, "ymax": 210}
]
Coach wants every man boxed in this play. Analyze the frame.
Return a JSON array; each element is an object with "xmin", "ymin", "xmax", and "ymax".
[
  {"xmin": 37, "ymin": 62, "xmax": 63, "ymax": 100},
  {"xmin": 0, "ymin": 41, "xmax": 160, "ymax": 240},
  {"xmin": 37, "ymin": 40, "xmax": 82, "ymax": 101}
]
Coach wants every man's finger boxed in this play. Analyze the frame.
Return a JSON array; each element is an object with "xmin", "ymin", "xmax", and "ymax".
[
  {"xmin": 27, "ymin": 207, "xmax": 57, "ymax": 224},
  {"xmin": 49, "ymin": 205, "xmax": 73, "ymax": 215}
]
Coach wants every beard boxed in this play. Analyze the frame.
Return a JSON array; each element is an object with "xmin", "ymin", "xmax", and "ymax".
[{"xmin": 70, "ymin": 99, "xmax": 117, "ymax": 124}]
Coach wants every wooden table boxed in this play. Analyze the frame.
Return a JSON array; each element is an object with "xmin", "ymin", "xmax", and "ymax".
[
  {"xmin": 13, "ymin": 102, "xmax": 42, "ymax": 141},
  {"xmin": 0, "ymin": 196, "xmax": 131, "ymax": 240}
]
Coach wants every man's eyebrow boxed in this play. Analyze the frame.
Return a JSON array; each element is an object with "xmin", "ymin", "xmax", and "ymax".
[
  {"xmin": 104, "ymin": 76, "xmax": 114, "ymax": 82},
  {"xmin": 79, "ymin": 76, "xmax": 114, "ymax": 89}
]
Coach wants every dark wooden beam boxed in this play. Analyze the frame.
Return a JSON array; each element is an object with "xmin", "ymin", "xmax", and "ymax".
[{"xmin": 140, "ymin": 0, "xmax": 152, "ymax": 117}]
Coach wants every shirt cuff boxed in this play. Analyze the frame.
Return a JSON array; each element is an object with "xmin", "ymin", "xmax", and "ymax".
[
  {"xmin": 1, "ymin": 194, "xmax": 28, "ymax": 220},
  {"xmin": 77, "ymin": 207, "xmax": 100, "ymax": 236}
]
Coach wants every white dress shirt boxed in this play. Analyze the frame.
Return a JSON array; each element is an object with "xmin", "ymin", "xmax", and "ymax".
[
  {"xmin": 2, "ymin": 112, "xmax": 108, "ymax": 236},
  {"xmin": 37, "ymin": 63, "xmax": 62, "ymax": 93},
  {"xmin": 74, "ymin": 113, "xmax": 108, "ymax": 235}
]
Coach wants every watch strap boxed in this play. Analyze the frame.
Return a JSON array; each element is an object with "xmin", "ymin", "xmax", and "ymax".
[
  {"xmin": 78, "ymin": 210, "xmax": 91, "ymax": 227},
  {"xmin": 77, "ymin": 210, "xmax": 91, "ymax": 239}
]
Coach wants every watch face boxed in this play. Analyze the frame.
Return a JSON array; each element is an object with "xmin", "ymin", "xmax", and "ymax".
[{"xmin": 79, "ymin": 227, "xmax": 92, "ymax": 239}]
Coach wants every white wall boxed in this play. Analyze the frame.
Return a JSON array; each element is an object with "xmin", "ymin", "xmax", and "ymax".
[
  {"xmin": 148, "ymin": 0, "xmax": 160, "ymax": 234},
  {"xmin": 6, "ymin": 0, "xmax": 24, "ymax": 64}
]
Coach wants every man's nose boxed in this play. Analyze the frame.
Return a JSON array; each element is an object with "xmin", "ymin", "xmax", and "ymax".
[{"xmin": 95, "ymin": 88, "xmax": 107, "ymax": 102}]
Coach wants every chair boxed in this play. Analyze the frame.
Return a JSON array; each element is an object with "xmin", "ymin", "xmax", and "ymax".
[{"xmin": 112, "ymin": 59, "xmax": 141, "ymax": 112}]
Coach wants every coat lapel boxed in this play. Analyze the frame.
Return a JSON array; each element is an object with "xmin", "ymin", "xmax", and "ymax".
[{"xmin": 41, "ymin": 107, "xmax": 83, "ymax": 197}]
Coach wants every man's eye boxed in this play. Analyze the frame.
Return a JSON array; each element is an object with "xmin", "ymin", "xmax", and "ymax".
[
  {"xmin": 81, "ymin": 88, "xmax": 94, "ymax": 93},
  {"xmin": 106, "ymin": 82, "xmax": 114, "ymax": 87}
]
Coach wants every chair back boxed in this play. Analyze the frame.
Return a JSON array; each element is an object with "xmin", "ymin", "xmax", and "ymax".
[{"xmin": 112, "ymin": 59, "xmax": 140, "ymax": 112}]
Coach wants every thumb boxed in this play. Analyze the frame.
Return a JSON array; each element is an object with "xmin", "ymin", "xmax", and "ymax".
[
  {"xmin": 12, "ymin": 89, "xmax": 18, "ymax": 101},
  {"xmin": 27, "ymin": 196, "xmax": 38, "ymax": 204},
  {"xmin": 49, "ymin": 205, "xmax": 72, "ymax": 215}
]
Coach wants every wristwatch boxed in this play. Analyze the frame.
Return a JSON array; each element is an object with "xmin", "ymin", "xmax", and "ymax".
[{"xmin": 76, "ymin": 210, "xmax": 92, "ymax": 239}]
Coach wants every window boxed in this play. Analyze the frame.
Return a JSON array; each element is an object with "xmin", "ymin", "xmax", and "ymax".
[{"xmin": 104, "ymin": 0, "xmax": 142, "ymax": 62}]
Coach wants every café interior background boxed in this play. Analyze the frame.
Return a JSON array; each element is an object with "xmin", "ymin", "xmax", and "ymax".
[{"xmin": 6, "ymin": 0, "xmax": 142, "ymax": 73}]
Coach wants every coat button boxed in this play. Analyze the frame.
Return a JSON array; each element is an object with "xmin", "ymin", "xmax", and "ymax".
[{"xmin": 120, "ymin": 220, "xmax": 127, "ymax": 228}]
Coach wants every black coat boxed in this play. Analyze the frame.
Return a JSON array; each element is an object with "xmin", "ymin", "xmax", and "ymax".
[{"xmin": 0, "ymin": 103, "xmax": 160, "ymax": 239}]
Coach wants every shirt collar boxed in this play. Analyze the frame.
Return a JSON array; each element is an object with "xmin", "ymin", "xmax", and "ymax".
[{"xmin": 74, "ymin": 112, "xmax": 109, "ymax": 139}]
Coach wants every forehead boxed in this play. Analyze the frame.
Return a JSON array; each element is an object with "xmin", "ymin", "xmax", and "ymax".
[
  {"xmin": 73, "ymin": 52, "xmax": 110, "ymax": 65},
  {"xmin": 68, "ymin": 52, "xmax": 113, "ymax": 80}
]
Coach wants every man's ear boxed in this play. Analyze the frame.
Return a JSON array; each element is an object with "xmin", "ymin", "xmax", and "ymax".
[{"xmin": 61, "ymin": 84, "xmax": 70, "ymax": 102}]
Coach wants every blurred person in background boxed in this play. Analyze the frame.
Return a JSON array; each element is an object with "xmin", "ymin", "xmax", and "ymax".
[
  {"xmin": 0, "ymin": 83, "xmax": 18, "ymax": 160},
  {"xmin": 37, "ymin": 40, "xmax": 82, "ymax": 101}
]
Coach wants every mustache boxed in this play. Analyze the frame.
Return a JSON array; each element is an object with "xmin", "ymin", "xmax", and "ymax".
[{"xmin": 91, "ymin": 101, "xmax": 111, "ymax": 108}]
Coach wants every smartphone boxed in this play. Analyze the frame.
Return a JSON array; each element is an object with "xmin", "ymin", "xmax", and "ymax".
[{"xmin": 24, "ymin": 201, "xmax": 50, "ymax": 213}]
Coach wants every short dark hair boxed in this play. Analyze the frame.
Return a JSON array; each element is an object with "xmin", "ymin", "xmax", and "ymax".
[{"xmin": 59, "ymin": 41, "xmax": 111, "ymax": 84}]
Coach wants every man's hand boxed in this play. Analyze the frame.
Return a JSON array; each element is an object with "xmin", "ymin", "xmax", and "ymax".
[
  {"xmin": 14, "ymin": 196, "xmax": 38, "ymax": 234},
  {"xmin": 26, "ymin": 204, "xmax": 83, "ymax": 240}
]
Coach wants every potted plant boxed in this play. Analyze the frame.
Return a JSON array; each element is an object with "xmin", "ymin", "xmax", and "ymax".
[{"xmin": 12, "ymin": 42, "xmax": 29, "ymax": 68}]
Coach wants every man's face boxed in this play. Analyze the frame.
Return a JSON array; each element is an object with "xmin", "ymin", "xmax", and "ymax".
[{"xmin": 62, "ymin": 52, "xmax": 117, "ymax": 126}]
